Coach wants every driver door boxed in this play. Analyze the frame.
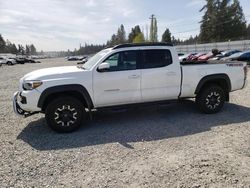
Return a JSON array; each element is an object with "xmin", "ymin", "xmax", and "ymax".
[{"xmin": 93, "ymin": 50, "xmax": 141, "ymax": 107}]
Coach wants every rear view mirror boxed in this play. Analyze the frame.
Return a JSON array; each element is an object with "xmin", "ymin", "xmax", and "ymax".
[{"xmin": 98, "ymin": 63, "xmax": 110, "ymax": 72}]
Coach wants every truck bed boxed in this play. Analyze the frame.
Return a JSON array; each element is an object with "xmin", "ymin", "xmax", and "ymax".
[{"xmin": 180, "ymin": 60, "xmax": 246, "ymax": 98}]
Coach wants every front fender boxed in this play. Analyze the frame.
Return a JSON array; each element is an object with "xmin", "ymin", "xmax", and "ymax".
[{"xmin": 37, "ymin": 84, "xmax": 94, "ymax": 110}]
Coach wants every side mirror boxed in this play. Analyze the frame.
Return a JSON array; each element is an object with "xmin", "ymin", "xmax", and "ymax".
[{"xmin": 98, "ymin": 62, "xmax": 110, "ymax": 72}]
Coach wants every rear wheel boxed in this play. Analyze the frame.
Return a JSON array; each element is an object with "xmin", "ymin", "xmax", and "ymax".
[
  {"xmin": 45, "ymin": 96, "xmax": 86, "ymax": 133},
  {"xmin": 196, "ymin": 84, "xmax": 226, "ymax": 114},
  {"xmin": 7, "ymin": 61, "xmax": 13, "ymax": 65}
]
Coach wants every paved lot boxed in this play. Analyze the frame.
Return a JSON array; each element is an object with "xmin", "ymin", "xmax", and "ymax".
[{"xmin": 1, "ymin": 58, "xmax": 250, "ymax": 187}]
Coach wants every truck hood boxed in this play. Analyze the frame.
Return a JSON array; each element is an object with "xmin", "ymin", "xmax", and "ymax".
[{"xmin": 23, "ymin": 66, "xmax": 85, "ymax": 81}]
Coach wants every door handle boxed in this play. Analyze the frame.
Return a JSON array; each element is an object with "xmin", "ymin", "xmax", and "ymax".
[
  {"xmin": 128, "ymin": 75, "xmax": 140, "ymax": 79},
  {"xmin": 166, "ymin": 71, "xmax": 176, "ymax": 76}
]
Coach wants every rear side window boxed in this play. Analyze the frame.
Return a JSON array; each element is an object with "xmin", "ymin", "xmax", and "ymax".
[{"xmin": 141, "ymin": 49, "xmax": 172, "ymax": 69}]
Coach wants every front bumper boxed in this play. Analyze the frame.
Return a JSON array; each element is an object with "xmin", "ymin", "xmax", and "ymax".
[{"xmin": 13, "ymin": 92, "xmax": 39, "ymax": 117}]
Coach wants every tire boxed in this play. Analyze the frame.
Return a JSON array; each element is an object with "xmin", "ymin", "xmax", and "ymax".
[
  {"xmin": 7, "ymin": 61, "xmax": 12, "ymax": 65},
  {"xmin": 45, "ymin": 96, "xmax": 86, "ymax": 133},
  {"xmin": 196, "ymin": 84, "xmax": 226, "ymax": 114}
]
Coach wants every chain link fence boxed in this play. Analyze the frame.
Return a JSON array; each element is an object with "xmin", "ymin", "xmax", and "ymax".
[{"xmin": 176, "ymin": 40, "xmax": 250, "ymax": 54}]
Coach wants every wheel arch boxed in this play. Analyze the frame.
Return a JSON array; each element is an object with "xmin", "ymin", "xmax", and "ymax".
[
  {"xmin": 195, "ymin": 74, "xmax": 231, "ymax": 101},
  {"xmin": 38, "ymin": 84, "xmax": 94, "ymax": 112}
]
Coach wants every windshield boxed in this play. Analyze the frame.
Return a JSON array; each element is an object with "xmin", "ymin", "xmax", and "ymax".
[{"xmin": 82, "ymin": 49, "xmax": 111, "ymax": 70}]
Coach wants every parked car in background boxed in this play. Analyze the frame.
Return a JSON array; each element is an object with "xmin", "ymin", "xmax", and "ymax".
[
  {"xmin": 0, "ymin": 56, "xmax": 17, "ymax": 65},
  {"xmin": 26, "ymin": 57, "xmax": 41, "ymax": 63},
  {"xmin": 221, "ymin": 52, "xmax": 242, "ymax": 61},
  {"xmin": 198, "ymin": 52, "xmax": 214, "ymax": 61},
  {"xmin": 190, "ymin": 53, "xmax": 206, "ymax": 61},
  {"xmin": 16, "ymin": 56, "xmax": 41, "ymax": 64},
  {"xmin": 77, "ymin": 56, "xmax": 88, "ymax": 65},
  {"xmin": 67, "ymin": 56, "xmax": 87, "ymax": 61},
  {"xmin": 179, "ymin": 53, "xmax": 197, "ymax": 62},
  {"xmin": 67, "ymin": 56, "xmax": 79, "ymax": 61},
  {"xmin": 16, "ymin": 57, "xmax": 28, "ymax": 64},
  {"xmin": 222, "ymin": 51, "xmax": 250, "ymax": 64},
  {"xmin": 210, "ymin": 50, "xmax": 242, "ymax": 60},
  {"xmin": 198, "ymin": 49, "xmax": 221, "ymax": 61}
]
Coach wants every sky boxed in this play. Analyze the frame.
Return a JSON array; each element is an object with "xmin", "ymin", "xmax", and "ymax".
[{"xmin": 0, "ymin": 0, "xmax": 249, "ymax": 51}]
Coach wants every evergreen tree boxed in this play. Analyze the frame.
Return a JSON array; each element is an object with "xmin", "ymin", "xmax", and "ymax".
[
  {"xmin": 30, "ymin": 44, "xmax": 37, "ymax": 55},
  {"xmin": 7, "ymin": 43, "xmax": 18, "ymax": 54},
  {"xmin": 18, "ymin": 44, "xmax": 25, "ymax": 55},
  {"xmin": 161, "ymin": 28, "xmax": 172, "ymax": 43},
  {"xmin": 117, "ymin": 24, "xmax": 126, "ymax": 44},
  {"xmin": 10, "ymin": 43, "xmax": 18, "ymax": 54},
  {"xmin": 4, "ymin": 40, "xmax": 18, "ymax": 54},
  {"xmin": 0, "ymin": 34, "xmax": 6, "ymax": 53},
  {"xmin": 107, "ymin": 25, "xmax": 127, "ymax": 46},
  {"xmin": 25, "ymin": 45, "xmax": 30, "ymax": 55},
  {"xmin": 200, "ymin": 0, "xmax": 247, "ymax": 42},
  {"xmin": 128, "ymin": 25, "xmax": 141, "ymax": 43},
  {"xmin": 199, "ymin": 0, "xmax": 218, "ymax": 42},
  {"xmin": 108, "ymin": 34, "xmax": 118, "ymax": 46},
  {"xmin": 228, "ymin": 0, "xmax": 247, "ymax": 40},
  {"xmin": 247, "ymin": 24, "xmax": 250, "ymax": 39},
  {"xmin": 133, "ymin": 33, "xmax": 145, "ymax": 43},
  {"xmin": 78, "ymin": 43, "xmax": 105, "ymax": 55},
  {"xmin": 5, "ymin": 39, "xmax": 12, "ymax": 53}
]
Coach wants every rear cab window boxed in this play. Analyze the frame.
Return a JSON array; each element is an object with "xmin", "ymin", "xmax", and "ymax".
[{"xmin": 141, "ymin": 49, "xmax": 173, "ymax": 69}]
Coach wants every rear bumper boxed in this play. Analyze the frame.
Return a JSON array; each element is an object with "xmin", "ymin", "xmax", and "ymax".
[{"xmin": 13, "ymin": 92, "xmax": 39, "ymax": 117}]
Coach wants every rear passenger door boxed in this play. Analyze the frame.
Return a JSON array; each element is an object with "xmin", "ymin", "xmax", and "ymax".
[{"xmin": 140, "ymin": 49, "xmax": 181, "ymax": 102}]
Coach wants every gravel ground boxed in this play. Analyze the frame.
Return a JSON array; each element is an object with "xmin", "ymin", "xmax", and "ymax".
[{"xmin": 1, "ymin": 58, "xmax": 250, "ymax": 187}]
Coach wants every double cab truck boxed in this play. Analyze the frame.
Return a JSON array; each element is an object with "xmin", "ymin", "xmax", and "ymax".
[{"xmin": 13, "ymin": 43, "xmax": 248, "ymax": 133}]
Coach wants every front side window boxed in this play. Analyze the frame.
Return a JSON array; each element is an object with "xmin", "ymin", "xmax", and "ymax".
[
  {"xmin": 142, "ymin": 49, "xmax": 172, "ymax": 69},
  {"xmin": 103, "ymin": 51, "xmax": 137, "ymax": 72}
]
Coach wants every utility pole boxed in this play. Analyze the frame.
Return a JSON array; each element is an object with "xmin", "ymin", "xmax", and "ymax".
[
  {"xmin": 149, "ymin": 14, "xmax": 155, "ymax": 42},
  {"xmin": 149, "ymin": 14, "xmax": 158, "ymax": 42}
]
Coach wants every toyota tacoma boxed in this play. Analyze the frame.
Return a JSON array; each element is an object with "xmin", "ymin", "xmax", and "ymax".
[{"xmin": 13, "ymin": 43, "xmax": 248, "ymax": 132}]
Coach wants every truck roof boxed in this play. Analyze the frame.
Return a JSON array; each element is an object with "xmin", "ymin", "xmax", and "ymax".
[{"xmin": 112, "ymin": 43, "xmax": 174, "ymax": 49}]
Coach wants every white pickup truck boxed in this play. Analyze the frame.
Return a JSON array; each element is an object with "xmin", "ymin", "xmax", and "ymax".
[{"xmin": 13, "ymin": 43, "xmax": 248, "ymax": 132}]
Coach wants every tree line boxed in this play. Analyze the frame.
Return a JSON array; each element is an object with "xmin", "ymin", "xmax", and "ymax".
[
  {"xmin": 0, "ymin": 34, "xmax": 37, "ymax": 55},
  {"xmin": 83, "ymin": 0, "xmax": 250, "ymax": 54},
  {"xmin": 106, "ymin": 14, "xmax": 158, "ymax": 46}
]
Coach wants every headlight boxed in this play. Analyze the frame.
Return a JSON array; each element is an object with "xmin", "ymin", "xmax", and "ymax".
[{"xmin": 23, "ymin": 80, "xmax": 43, "ymax": 90}]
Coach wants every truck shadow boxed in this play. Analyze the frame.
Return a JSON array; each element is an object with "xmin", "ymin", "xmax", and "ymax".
[{"xmin": 17, "ymin": 100, "xmax": 250, "ymax": 151}]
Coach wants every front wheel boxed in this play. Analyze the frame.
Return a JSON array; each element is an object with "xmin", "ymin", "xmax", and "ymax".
[
  {"xmin": 196, "ymin": 85, "xmax": 226, "ymax": 114},
  {"xmin": 45, "ymin": 96, "xmax": 86, "ymax": 133}
]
